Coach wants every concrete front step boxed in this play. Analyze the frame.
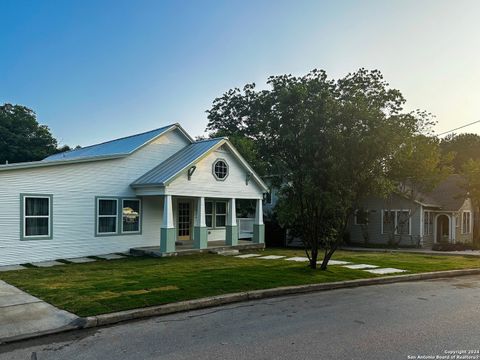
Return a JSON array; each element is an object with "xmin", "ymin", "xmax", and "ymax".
[{"xmin": 130, "ymin": 242, "xmax": 264, "ymax": 258}]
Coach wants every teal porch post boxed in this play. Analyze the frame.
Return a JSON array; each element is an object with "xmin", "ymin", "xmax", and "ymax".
[
  {"xmin": 193, "ymin": 197, "xmax": 208, "ymax": 249},
  {"xmin": 226, "ymin": 198, "xmax": 238, "ymax": 246},
  {"xmin": 253, "ymin": 198, "xmax": 265, "ymax": 244},
  {"xmin": 160, "ymin": 195, "xmax": 176, "ymax": 253}
]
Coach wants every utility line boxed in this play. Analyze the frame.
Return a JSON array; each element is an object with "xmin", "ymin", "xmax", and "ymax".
[{"xmin": 437, "ymin": 119, "xmax": 480, "ymax": 137}]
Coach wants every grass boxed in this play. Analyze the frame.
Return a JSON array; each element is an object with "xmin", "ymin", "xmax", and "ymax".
[{"xmin": 1, "ymin": 248, "xmax": 479, "ymax": 317}]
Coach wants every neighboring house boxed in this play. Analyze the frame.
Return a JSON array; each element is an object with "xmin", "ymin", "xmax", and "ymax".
[
  {"xmin": 349, "ymin": 175, "xmax": 474, "ymax": 248},
  {"xmin": 0, "ymin": 123, "xmax": 268, "ymax": 266}
]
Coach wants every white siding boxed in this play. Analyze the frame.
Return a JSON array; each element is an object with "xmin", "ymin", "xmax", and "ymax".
[
  {"xmin": 0, "ymin": 129, "xmax": 189, "ymax": 266},
  {"xmin": 165, "ymin": 145, "xmax": 264, "ymax": 199}
]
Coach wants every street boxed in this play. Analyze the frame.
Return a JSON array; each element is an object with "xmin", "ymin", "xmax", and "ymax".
[{"xmin": 1, "ymin": 275, "xmax": 479, "ymax": 360}]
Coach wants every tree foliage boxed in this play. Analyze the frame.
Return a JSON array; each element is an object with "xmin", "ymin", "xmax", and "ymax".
[
  {"xmin": 206, "ymin": 69, "xmax": 444, "ymax": 269},
  {"xmin": 440, "ymin": 133, "xmax": 480, "ymax": 172},
  {"xmin": 0, "ymin": 103, "xmax": 68, "ymax": 164}
]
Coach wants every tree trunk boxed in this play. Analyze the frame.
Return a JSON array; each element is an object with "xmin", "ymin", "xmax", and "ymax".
[
  {"xmin": 309, "ymin": 246, "xmax": 318, "ymax": 269},
  {"xmin": 319, "ymin": 247, "xmax": 337, "ymax": 270}
]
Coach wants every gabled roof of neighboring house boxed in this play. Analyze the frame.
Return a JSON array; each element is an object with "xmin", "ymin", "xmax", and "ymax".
[
  {"xmin": 410, "ymin": 174, "xmax": 468, "ymax": 210},
  {"xmin": 0, "ymin": 123, "xmax": 193, "ymax": 172},
  {"xmin": 131, "ymin": 137, "xmax": 269, "ymax": 192},
  {"xmin": 419, "ymin": 174, "xmax": 468, "ymax": 211}
]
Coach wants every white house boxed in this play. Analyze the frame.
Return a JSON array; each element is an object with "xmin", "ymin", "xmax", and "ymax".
[{"xmin": 0, "ymin": 123, "xmax": 268, "ymax": 266}]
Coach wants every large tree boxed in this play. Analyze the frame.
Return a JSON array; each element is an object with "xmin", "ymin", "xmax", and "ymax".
[
  {"xmin": 207, "ymin": 69, "xmax": 443, "ymax": 269},
  {"xmin": 440, "ymin": 133, "xmax": 480, "ymax": 172},
  {"xmin": 0, "ymin": 103, "xmax": 67, "ymax": 164}
]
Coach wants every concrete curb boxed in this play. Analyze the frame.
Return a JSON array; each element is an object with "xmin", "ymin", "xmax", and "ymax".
[
  {"xmin": 340, "ymin": 247, "xmax": 480, "ymax": 258},
  {"xmin": 2, "ymin": 268, "xmax": 480, "ymax": 344},
  {"xmin": 82, "ymin": 268, "xmax": 480, "ymax": 328}
]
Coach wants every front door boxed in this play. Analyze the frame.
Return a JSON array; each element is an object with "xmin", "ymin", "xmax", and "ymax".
[{"xmin": 177, "ymin": 201, "xmax": 192, "ymax": 241}]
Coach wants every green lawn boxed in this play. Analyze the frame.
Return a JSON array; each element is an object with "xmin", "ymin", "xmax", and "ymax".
[{"xmin": 1, "ymin": 249, "xmax": 479, "ymax": 317}]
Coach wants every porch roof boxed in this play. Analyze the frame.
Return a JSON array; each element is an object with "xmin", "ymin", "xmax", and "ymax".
[{"xmin": 131, "ymin": 137, "xmax": 225, "ymax": 187}]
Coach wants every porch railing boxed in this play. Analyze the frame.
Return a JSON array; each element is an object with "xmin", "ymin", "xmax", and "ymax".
[{"xmin": 237, "ymin": 218, "xmax": 254, "ymax": 239}]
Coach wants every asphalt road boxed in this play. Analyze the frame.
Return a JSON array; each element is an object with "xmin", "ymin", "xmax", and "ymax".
[{"xmin": 1, "ymin": 275, "xmax": 480, "ymax": 360}]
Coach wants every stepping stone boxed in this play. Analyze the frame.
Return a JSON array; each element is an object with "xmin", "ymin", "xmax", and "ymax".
[
  {"xmin": 0, "ymin": 265, "xmax": 27, "ymax": 272},
  {"xmin": 215, "ymin": 250, "xmax": 240, "ymax": 256},
  {"xmin": 66, "ymin": 257, "xmax": 96, "ymax": 264},
  {"xmin": 97, "ymin": 254, "xmax": 126, "ymax": 260},
  {"xmin": 235, "ymin": 254, "xmax": 262, "ymax": 258},
  {"xmin": 258, "ymin": 255, "xmax": 286, "ymax": 260},
  {"xmin": 364, "ymin": 268, "xmax": 407, "ymax": 275},
  {"xmin": 30, "ymin": 260, "xmax": 64, "ymax": 268},
  {"xmin": 285, "ymin": 257, "xmax": 309, "ymax": 262},
  {"xmin": 327, "ymin": 260, "xmax": 351, "ymax": 265},
  {"xmin": 343, "ymin": 264, "xmax": 378, "ymax": 270}
]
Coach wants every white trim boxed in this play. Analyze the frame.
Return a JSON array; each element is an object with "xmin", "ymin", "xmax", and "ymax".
[
  {"xmin": 254, "ymin": 199, "xmax": 264, "ymax": 225},
  {"xmin": 227, "ymin": 198, "xmax": 237, "ymax": 226},
  {"xmin": 381, "ymin": 209, "xmax": 411, "ymax": 235},
  {"xmin": 23, "ymin": 196, "xmax": 51, "ymax": 239},
  {"xmin": 433, "ymin": 213, "xmax": 453, "ymax": 244},
  {"xmin": 354, "ymin": 209, "xmax": 368, "ymax": 225},
  {"xmin": 121, "ymin": 198, "xmax": 142, "ymax": 234},
  {"xmin": 162, "ymin": 195, "xmax": 174, "ymax": 229},
  {"xmin": 204, "ymin": 199, "xmax": 227, "ymax": 229},
  {"xmin": 462, "ymin": 210, "xmax": 472, "ymax": 234}
]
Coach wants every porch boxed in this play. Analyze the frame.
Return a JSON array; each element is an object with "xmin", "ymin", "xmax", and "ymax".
[
  {"xmin": 133, "ymin": 195, "xmax": 265, "ymax": 256},
  {"xmin": 131, "ymin": 240, "xmax": 264, "ymax": 257}
]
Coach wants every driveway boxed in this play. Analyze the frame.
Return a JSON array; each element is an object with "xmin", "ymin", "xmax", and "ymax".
[
  {"xmin": 0, "ymin": 280, "xmax": 79, "ymax": 342},
  {"xmin": 1, "ymin": 275, "xmax": 480, "ymax": 359}
]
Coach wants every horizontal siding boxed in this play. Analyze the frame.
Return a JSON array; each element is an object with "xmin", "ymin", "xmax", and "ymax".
[
  {"xmin": 348, "ymin": 194, "xmax": 422, "ymax": 247},
  {"xmin": 455, "ymin": 198, "xmax": 474, "ymax": 244},
  {"xmin": 0, "ymin": 130, "xmax": 189, "ymax": 266},
  {"xmin": 165, "ymin": 146, "xmax": 264, "ymax": 199}
]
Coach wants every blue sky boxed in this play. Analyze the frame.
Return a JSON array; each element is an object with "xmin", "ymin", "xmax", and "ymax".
[{"xmin": 1, "ymin": 0, "xmax": 480, "ymax": 146}]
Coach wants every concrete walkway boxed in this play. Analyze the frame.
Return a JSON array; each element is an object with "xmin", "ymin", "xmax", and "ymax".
[
  {"xmin": 342, "ymin": 246, "xmax": 480, "ymax": 257},
  {"xmin": 0, "ymin": 280, "xmax": 79, "ymax": 343}
]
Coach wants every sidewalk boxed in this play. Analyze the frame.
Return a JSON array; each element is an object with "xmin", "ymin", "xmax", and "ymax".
[
  {"xmin": 342, "ymin": 246, "xmax": 480, "ymax": 257},
  {"xmin": 0, "ymin": 280, "xmax": 79, "ymax": 343}
]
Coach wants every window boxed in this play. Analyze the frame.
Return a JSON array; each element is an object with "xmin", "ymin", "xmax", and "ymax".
[
  {"xmin": 22, "ymin": 195, "xmax": 52, "ymax": 239},
  {"xmin": 382, "ymin": 210, "xmax": 410, "ymax": 235},
  {"xmin": 462, "ymin": 211, "xmax": 471, "ymax": 234},
  {"xmin": 396, "ymin": 211, "xmax": 410, "ymax": 235},
  {"xmin": 205, "ymin": 200, "xmax": 227, "ymax": 228},
  {"xmin": 97, "ymin": 198, "xmax": 118, "ymax": 234},
  {"xmin": 213, "ymin": 159, "xmax": 228, "ymax": 180},
  {"xmin": 215, "ymin": 201, "xmax": 227, "ymax": 227},
  {"xmin": 205, "ymin": 201, "xmax": 213, "ymax": 228},
  {"xmin": 423, "ymin": 211, "xmax": 433, "ymax": 235},
  {"xmin": 122, "ymin": 199, "xmax": 141, "ymax": 233},
  {"xmin": 354, "ymin": 209, "xmax": 368, "ymax": 225}
]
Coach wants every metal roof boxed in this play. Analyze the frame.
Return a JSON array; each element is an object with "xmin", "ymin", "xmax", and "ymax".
[
  {"xmin": 131, "ymin": 137, "xmax": 226, "ymax": 186},
  {"xmin": 43, "ymin": 124, "xmax": 176, "ymax": 162}
]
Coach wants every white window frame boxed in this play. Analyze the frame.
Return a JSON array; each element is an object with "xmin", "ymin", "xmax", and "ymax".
[
  {"xmin": 423, "ymin": 211, "xmax": 433, "ymax": 235},
  {"xmin": 121, "ymin": 198, "xmax": 142, "ymax": 234},
  {"xmin": 97, "ymin": 198, "xmax": 118, "ymax": 235},
  {"xmin": 354, "ymin": 209, "xmax": 368, "ymax": 225},
  {"xmin": 462, "ymin": 210, "xmax": 472, "ymax": 234},
  {"xmin": 214, "ymin": 201, "xmax": 228, "ymax": 228},
  {"xmin": 381, "ymin": 209, "xmax": 412, "ymax": 235},
  {"xmin": 22, "ymin": 195, "xmax": 52, "ymax": 239},
  {"xmin": 205, "ymin": 200, "xmax": 228, "ymax": 229},
  {"xmin": 205, "ymin": 201, "xmax": 214, "ymax": 229}
]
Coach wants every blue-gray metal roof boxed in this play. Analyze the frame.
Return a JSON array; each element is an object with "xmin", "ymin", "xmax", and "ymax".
[
  {"xmin": 43, "ymin": 124, "xmax": 175, "ymax": 162},
  {"xmin": 131, "ymin": 137, "xmax": 226, "ymax": 186}
]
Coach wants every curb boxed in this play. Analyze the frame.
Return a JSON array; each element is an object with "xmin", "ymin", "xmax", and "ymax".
[
  {"xmin": 83, "ymin": 268, "xmax": 480, "ymax": 327},
  {"xmin": 2, "ymin": 268, "xmax": 480, "ymax": 344},
  {"xmin": 340, "ymin": 247, "xmax": 480, "ymax": 258}
]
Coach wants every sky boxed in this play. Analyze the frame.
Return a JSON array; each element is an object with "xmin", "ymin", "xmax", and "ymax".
[{"xmin": 1, "ymin": 0, "xmax": 480, "ymax": 147}]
